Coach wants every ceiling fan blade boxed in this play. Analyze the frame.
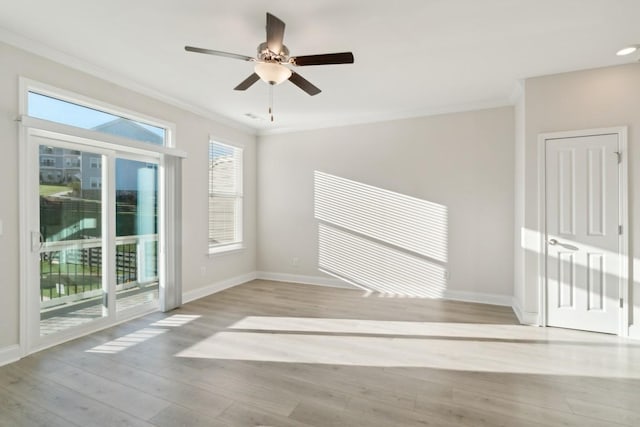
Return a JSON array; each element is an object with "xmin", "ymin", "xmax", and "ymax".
[
  {"xmin": 288, "ymin": 72, "xmax": 321, "ymax": 96},
  {"xmin": 234, "ymin": 73, "xmax": 261, "ymax": 91},
  {"xmin": 266, "ymin": 12, "xmax": 286, "ymax": 53},
  {"xmin": 185, "ymin": 46, "xmax": 254, "ymax": 62},
  {"xmin": 290, "ymin": 52, "xmax": 354, "ymax": 66}
]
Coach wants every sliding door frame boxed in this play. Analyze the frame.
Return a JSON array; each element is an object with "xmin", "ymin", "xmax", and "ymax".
[{"xmin": 18, "ymin": 79, "xmax": 185, "ymax": 356}]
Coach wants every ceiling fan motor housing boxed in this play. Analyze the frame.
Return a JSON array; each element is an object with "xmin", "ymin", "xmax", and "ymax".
[{"xmin": 258, "ymin": 42, "xmax": 289, "ymax": 62}]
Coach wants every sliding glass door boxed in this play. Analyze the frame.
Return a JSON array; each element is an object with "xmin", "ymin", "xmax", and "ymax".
[{"xmin": 28, "ymin": 131, "xmax": 160, "ymax": 349}]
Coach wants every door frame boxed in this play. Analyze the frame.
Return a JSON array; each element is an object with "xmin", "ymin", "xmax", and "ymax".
[
  {"xmin": 537, "ymin": 127, "xmax": 629, "ymax": 336},
  {"xmin": 18, "ymin": 79, "xmax": 185, "ymax": 358},
  {"xmin": 21, "ymin": 128, "xmax": 164, "ymax": 353}
]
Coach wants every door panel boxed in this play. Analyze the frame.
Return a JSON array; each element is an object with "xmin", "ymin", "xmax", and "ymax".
[
  {"xmin": 114, "ymin": 158, "xmax": 159, "ymax": 312},
  {"xmin": 35, "ymin": 136, "xmax": 110, "ymax": 337},
  {"xmin": 546, "ymin": 134, "xmax": 620, "ymax": 334}
]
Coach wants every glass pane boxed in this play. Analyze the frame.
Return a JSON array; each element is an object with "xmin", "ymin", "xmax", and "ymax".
[
  {"xmin": 115, "ymin": 159, "xmax": 159, "ymax": 312},
  {"xmin": 208, "ymin": 196, "xmax": 238, "ymax": 245},
  {"xmin": 29, "ymin": 92, "xmax": 165, "ymax": 145},
  {"xmin": 39, "ymin": 146, "xmax": 106, "ymax": 336},
  {"xmin": 209, "ymin": 141, "xmax": 238, "ymax": 193}
]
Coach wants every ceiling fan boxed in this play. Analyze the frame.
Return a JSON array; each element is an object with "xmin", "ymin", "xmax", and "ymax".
[{"xmin": 185, "ymin": 12, "xmax": 354, "ymax": 98}]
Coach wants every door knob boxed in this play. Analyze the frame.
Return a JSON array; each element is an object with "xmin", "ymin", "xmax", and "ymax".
[{"xmin": 548, "ymin": 238, "xmax": 558, "ymax": 245}]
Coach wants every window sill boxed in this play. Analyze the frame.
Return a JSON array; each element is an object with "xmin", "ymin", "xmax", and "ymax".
[{"xmin": 208, "ymin": 243, "xmax": 245, "ymax": 257}]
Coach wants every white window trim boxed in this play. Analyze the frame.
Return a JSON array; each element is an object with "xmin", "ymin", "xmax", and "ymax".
[
  {"xmin": 208, "ymin": 243, "xmax": 245, "ymax": 256},
  {"xmin": 18, "ymin": 78, "xmax": 186, "ymax": 357},
  {"xmin": 19, "ymin": 77, "xmax": 177, "ymax": 148},
  {"xmin": 208, "ymin": 137, "xmax": 244, "ymax": 255}
]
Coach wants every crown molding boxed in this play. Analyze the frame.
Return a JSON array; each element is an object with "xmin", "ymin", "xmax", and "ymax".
[
  {"xmin": 0, "ymin": 26, "xmax": 258, "ymax": 136},
  {"xmin": 257, "ymin": 98, "xmax": 513, "ymax": 137}
]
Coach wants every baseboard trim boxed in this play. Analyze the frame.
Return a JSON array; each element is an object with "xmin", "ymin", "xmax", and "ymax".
[
  {"xmin": 256, "ymin": 271, "xmax": 516, "ymax": 307},
  {"xmin": 511, "ymin": 297, "xmax": 540, "ymax": 325},
  {"xmin": 0, "ymin": 344, "xmax": 21, "ymax": 367},
  {"xmin": 512, "ymin": 297, "xmax": 525, "ymax": 323},
  {"xmin": 443, "ymin": 289, "xmax": 513, "ymax": 307},
  {"xmin": 256, "ymin": 271, "xmax": 355, "ymax": 289},
  {"xmin": 182, "ymin": 272, "xmax": 257, "ymax": 304}
]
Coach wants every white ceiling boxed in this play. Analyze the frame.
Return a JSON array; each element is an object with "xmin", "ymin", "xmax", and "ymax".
[{"xmin": 1, "ymin": 0, "xmax": 640, "ymax": 134}]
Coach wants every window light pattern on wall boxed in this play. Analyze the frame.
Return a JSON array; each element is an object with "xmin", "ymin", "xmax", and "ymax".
[
  {"xmin": 314, "ymin": 171, "xmax": 448, "ymax": 263},
  {"xmin": 319, "ymin": 224, "xmax": 447, "ymax": 297},
  {"xmin": 314, "ymin": 171, "xmax": 448, "ymax": 297}
]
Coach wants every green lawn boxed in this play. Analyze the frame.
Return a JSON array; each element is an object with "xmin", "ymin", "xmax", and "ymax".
[{"xmin": 40, "ymin": 184, "xmax": 72, "ymax": 197}]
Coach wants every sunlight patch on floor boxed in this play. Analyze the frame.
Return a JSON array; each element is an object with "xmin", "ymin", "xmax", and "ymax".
[
  {"xmin": 86, "ymin": 327, "xmax": 168, "ymax": 354},
  {"xmin": 150, "ymin": 314, "xmax": 201, "ymax": 327},
  {"xmin": 174, "ymin": 318, "xmax": 640, "ymax": 378}
]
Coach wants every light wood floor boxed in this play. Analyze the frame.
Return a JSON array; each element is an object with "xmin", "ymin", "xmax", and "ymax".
[{"xmin": 2, "ymin": 280, "xmax": 640, "ymax": 426}]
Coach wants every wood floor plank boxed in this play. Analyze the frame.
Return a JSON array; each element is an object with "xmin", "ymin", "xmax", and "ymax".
[
  {"xmin": 45, "ymin": 349, "xmax": 236, "ymax": 418},
  {"xmin": 3, "ymin": 279, "xmax": 640, "ymax": 427},
  {"xmin": 15, "ymin": 354, "xmax": 171, "ymax": 421},
  {"xmin": 449, "ymin": 388, "xmax": 622, "ymax": 427},
  {"xmin": 565, "ymin": 398, "xmax": 640, "ymax": 426},
  {"xmin": 0, "ymin": 365, "xmax": 154, "ymax": 427},
  {"xmin": 149, "ymin": 404, "xmax": 230, "ymax": 427},
  {"xmin": 0, "ymin": 385, "xmax": 79, "ymax": 427},
  {"xmin": 216, "ymin": 402, "xmax": 315, "ymax": 427}
]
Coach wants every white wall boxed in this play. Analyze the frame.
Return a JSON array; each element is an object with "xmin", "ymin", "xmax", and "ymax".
[
  {"xmin": 522, "ymin": 63, "xmax": 640, "ymax": 334},
  {"xmin": 0, "ymin": 41, "xmax": 257, "ymax": 354},
  {"xmin": 257, "ymin": 107, "xmax": 515, "ymax": 301}
]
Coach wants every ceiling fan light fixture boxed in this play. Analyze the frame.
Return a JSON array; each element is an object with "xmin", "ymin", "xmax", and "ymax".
[
  {"xmin": 254, "ymin": 62, "xmax": 292, "ymax": 85},
  {"xmin": 616, "ymin": 45, "xmax": 638, "ymax": 56}
]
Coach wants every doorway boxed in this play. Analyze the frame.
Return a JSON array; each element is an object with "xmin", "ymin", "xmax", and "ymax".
[
  {"xmin": 541, "ymin": 128, "xmax": 628, "ymax": 334},
  {"xmin": 26, "ymin": 130, "xmax": 161, "ymax": 351}
]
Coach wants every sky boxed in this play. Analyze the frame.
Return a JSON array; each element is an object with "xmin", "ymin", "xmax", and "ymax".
[{"xmin": 28, "ymin": 92, "xmax": 165, "ymax": 139}]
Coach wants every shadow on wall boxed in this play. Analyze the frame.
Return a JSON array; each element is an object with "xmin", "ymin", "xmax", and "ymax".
[{"xmin": 314, "ymin": 171, "xmax": 448, "ymax": 298}]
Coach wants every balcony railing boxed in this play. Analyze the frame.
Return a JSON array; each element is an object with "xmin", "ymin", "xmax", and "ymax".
[{"xmin": 39, "ymin": 234, "xmax": 158, "ymax": 306}]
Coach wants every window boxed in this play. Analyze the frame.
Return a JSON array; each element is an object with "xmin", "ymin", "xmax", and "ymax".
[
  {"xmin": 90, "ymin": 176, "xmax": 102, "ymax": 189},
  {"xmin": 64, "ymin": 157, "xmax": 80, "ymax": 168},
  {"xmin": 27, "ymin": 91, "xmax": 167, "ymax": 146},
  {"xmin": 40, "ymin": 157, "xmax": 55, "ymax": 167},
  {"xmin": 90, "ymin": 157, "xmax": 101, "ymax": 168},
  {"xmin": 208, "ymin": 140, "xmax": 243, "ymax": 252}
]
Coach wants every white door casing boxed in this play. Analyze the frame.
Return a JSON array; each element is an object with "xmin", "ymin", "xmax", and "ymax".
[{"xmin": 544, "ymin": 131, "xmax": 624, "ymax": 334}]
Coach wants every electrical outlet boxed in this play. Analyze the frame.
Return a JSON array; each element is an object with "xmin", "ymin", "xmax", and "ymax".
[
  {"xmin": 292, "ymin": 257, "xmax": 300, "ymax": 267},
  {"xmin": 444, "ymin": 271, "xmax": 450, "ymax": 280},
  {"xmin": 200, "ymin": 266, "xmax": 206, "ymax": 276}
]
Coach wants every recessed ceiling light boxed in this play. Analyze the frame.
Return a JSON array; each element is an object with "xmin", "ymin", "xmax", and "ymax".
[{"xmin": 616, "ymin": 45, "xmax": 638, "ymax": 56}]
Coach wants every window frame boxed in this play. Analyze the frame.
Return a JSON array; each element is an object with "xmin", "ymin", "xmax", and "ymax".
[
  {"xmin": 18, "ymin": 78, "xmax": 186, "ymax": 355},
  {"xmin": 208, "ymin": 138, "xmax": 244, "ymax": 255},
  {"xmin": 20, "ymin": 78, "xmax": 176, "ymax": 148}
]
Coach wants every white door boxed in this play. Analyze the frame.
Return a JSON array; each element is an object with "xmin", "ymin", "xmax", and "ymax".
[{"xmin": 545, "ymin": 133, "xmax": 621, "ymax": 334}]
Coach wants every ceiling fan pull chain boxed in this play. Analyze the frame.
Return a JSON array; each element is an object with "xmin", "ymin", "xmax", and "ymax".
[{"xmin": 269, "ymin": 85, "xmax": 274, "ymax": 122}]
